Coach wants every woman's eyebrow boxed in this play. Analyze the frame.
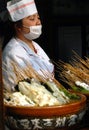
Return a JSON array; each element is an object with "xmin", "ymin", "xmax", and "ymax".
[{"xmin": 27, "ymin": 16, "xmax": 32, "ymax": 18}]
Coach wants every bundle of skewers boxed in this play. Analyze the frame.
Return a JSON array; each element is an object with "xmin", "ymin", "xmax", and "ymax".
[
  {"xmin": 56, "ymin": 51, "xmax": 89, "ymax": 95},
  {"xmin": 3, "ymin": 60, "xmax": 80, "ymax": 107}
]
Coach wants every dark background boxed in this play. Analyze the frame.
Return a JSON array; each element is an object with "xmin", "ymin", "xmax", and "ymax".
[{"xmin": 35, "ymin": 0, "xmax": 89, "ymax": 63}]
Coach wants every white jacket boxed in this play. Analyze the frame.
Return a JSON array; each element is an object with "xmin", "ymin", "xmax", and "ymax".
[{"xmin": 2, "ymin": 38, "xmax": 54, "ymax": 92}]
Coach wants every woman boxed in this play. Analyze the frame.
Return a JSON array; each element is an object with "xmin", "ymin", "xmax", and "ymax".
[{"xmin": 2, "ymin": 0, "xmax": 54, "ymax": 92}]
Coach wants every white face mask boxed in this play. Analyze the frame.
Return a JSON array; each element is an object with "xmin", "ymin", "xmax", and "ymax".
[{"xmin": 23, "ymin": 25, "xmax": 42, "ymax": 40}]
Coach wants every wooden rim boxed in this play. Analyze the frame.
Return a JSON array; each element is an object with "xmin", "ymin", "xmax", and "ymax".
[{"xmin": 4, "ymin": 93, "xmax": 86, "ymax": 117}]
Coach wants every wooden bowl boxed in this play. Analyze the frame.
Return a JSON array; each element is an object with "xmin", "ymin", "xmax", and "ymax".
[{"xmin": 4, "ymin": 93, "xmax": 86, "ymax": 130}]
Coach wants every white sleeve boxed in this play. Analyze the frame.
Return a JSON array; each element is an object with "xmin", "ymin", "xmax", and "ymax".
[{"xmin": 2, "ymin": 45, "xmax": 32, "ymax": 92}]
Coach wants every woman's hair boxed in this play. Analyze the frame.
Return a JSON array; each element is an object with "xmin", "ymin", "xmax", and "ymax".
[{"xmin": 0, "ymin": 19, "xmax": 22, "ymax": 50}]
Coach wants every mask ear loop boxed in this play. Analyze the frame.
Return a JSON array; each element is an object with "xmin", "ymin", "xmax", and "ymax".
[
  {"xmin": 22, "ymin": 25, "xmax": 30, "ymax": 34},
  {"xmin": 22, "ymin": 25, "xmax": 30, "ymax": 29}
]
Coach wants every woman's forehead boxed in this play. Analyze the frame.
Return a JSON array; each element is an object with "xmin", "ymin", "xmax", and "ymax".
[{"xmin": 27, "ymin": 13, "xmax": 39, "ymax": 18}]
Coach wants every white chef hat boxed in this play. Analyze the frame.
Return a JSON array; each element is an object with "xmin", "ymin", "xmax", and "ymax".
[{"xmin": 7, "ymin": 0, "xmax": 38, "ymax": 22}]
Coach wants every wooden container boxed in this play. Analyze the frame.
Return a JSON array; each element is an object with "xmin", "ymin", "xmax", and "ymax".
[{"xmin": 4, "ymin": 93, "xmax": 86, "ymax": 130}]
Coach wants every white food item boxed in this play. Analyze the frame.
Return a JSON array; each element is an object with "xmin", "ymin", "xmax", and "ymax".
[
  {"xmin": 4, "ymin": 92, "xmax": 35, "ymax": 106},
  {"xmin": 18, "ymin": 81, "xmax": 60, "ymax": 106},
  {"xmin": 75, "ymin": 81, "xmax": 89, "ymax": 90}
]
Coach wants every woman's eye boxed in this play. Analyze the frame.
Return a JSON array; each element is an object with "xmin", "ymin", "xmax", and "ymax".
[{"xmin": 29, "ymin": 18, "xmax": 35, "ymax": 20}]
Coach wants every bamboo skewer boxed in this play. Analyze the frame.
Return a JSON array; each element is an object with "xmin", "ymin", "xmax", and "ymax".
[
  {"xmin": 3, "ymin": 59, "xmax": 65, "ymax": 90},
  {"xmin": 55, "ymin": 51, "xmax": 89, "ymax": 93}
]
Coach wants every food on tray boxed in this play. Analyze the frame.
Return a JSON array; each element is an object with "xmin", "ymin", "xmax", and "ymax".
[
  {"xmin": 3, "ymin": 61, "xmax": 80, "ymax": 107},
  {"xmin": 4, "ymin": 78, "xmax": 80, "ymax": 107}
]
